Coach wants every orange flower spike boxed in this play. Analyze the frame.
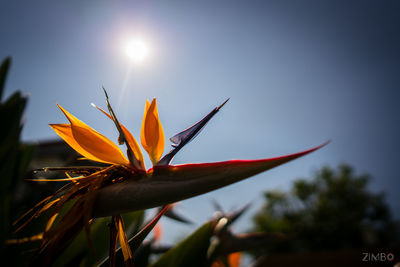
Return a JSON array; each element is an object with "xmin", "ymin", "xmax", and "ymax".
[
  {"xmin": 53, "ymin": 104, "xmax": 129, "ymax": 166},
  {"xmin": 210, "ymin": 252, "xmax": 241, "ymax": 267},
  {"xmin": 153, "ymin": 222, "xmax": 162, "ymax": 242},
  {"xmin": 92, "ymin": 103, "xmax": 146, "ymax": 170},
  {"xmin": 228, "ymin": 252, "xmax": 242, "ymax": 267},
  {"xmin": 141, "ymin": 99, "xmax": 165, "ymax": 165}
]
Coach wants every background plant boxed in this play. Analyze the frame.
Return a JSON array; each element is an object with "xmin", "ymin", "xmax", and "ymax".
[{"xmin": 252, "ymin": 164, "xmax": 399, "ymax": 257}]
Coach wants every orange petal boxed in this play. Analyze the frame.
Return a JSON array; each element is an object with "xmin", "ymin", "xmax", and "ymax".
[
  {"xmin": 115, "ymin": 215, "xmax": 134, "ymax": 266},
  {"xmin": 70, "ymin": 124, "xmax": 129, "ymax": 166},
  {"xmin": 228, "ymin": 252, "xmax": 242, "ymax": 267},
  {"xmin": 211, "ymin": 253, "xmax": 241, "ymax": 267},
  {"xmin": 50, "ymin": 124, "xmax": 108, "ymax": 164},
  {"xmin": 153, "ymin": 222, "xmax": 162, "ymax": 242},
  {"xmin": 141, "ymin": 99, "xmax": 165, "ymax": 165},
  {"xmin": 54, "ymin": 105, "xmax": 129, "ymax": 166},
  {"xmin": 123, "ymin": 124, "xmax": 146, "ymax": 169},
  {"xmin": 93, "ymin": 104, "xmax": 145, "ymax": 170}
]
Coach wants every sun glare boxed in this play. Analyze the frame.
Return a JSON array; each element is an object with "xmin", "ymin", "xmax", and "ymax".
[{"xmin": 124, "ymin": 38, "xmax": 149, "ymax": 63}]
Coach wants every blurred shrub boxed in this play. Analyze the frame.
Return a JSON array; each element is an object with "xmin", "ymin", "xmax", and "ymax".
[
  {"xmin": 0, "ymin": 57, "xmax": 36, "ymax": 263},
  {"xmin": 253, "ymin": 164, "xmax": 399, "ymax": 255}
]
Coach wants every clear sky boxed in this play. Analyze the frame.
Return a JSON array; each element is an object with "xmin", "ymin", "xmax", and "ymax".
[{"xmin": 1, "ymin": 0, "xmax": 399, "ymax": 242}]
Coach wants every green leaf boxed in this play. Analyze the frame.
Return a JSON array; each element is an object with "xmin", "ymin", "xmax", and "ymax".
[
  {"xmin": 54, "ymin": 210, "xmax": 145, "ymax": 267},
  {"xmin": 98, "ymin": 208, "xmax": 162, "ymax": 266},
  {"xmin": 0, "ymin": 91, "xmax": 27, "ymax": 160},
  {"xmin": 0, "ymin": 56, "xmax": 11, "ymax": 101},
  {"xmin": 149, "ymin": 221, "xmax": 214, "ymax": 267},
  {"xmin": 123, "ymin": 210, "xmax": 145, "ymax": 238},
  {"xmin": 12, "ymin": 144, "xmax": 35, "ymax": 192}
]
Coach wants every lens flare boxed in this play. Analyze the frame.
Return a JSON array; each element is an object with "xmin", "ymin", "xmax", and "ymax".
[{"xmin": 125, "ymin": 38, "xmax": 149, "ymax": 63}]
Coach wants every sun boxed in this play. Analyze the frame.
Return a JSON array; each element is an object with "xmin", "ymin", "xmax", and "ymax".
[{"xmin": 124, "ymin": 38, "xmax": 149, "ymax": 63}]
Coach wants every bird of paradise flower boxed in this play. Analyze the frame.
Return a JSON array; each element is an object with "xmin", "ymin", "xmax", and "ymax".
[{"xmin": 13, "ymin": 90, "xmax": 327, "ymax": 266}]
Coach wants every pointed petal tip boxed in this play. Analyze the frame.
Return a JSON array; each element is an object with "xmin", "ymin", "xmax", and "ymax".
[
  {"xmin": 316, "ymin": 140, "xmax": 331, "ymax": 149},
  {"xmin": 141, "ymin": 97, "xmax": 165, "ymax": 165},
  {"xmin": 102, "ymin": 86, "xmax": 109, "ymax": 98},
  {"xmin": 56, "ymin": 103, "xmax": 66, "ymax": 112},
  {"xmin": 217, "ymin": 98, "xmax": 230, "ymax": 110},
  {"xmin": 325, "ymin": 140, "xmax": 331, "ymax": 145},
  {"xmin": 55, "ymin": 103, "xmax": 74, "ymax": 123},
  {"xmin": 276, "ymin": 141, "xmax": 329, "ymax": 159}
]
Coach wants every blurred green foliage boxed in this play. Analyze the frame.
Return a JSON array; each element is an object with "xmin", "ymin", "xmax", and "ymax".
[
  {"xmin": 0, "ymin": 57, "xmax": 36, "ymax": 263},
  {"xmin": 150, "ymin": 221, "xmax": 214, "ymax": 267},
  {"xmin": 253, "ymin": 164, "xmax": 399, "ymax": 254},
  {"xmin": 54, "ymin": 210, "xmax": 145, "ymax": 266}
]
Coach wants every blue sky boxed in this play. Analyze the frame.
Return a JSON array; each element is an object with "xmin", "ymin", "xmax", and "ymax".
[{"xmin": 1, "ymin": 0, "xmax": 399, "ymax": 242}]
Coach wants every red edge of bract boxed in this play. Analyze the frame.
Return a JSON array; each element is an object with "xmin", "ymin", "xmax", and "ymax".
[{"xmin": 150, "ymin": 141, "xmax": 330, "ymax": 172}]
